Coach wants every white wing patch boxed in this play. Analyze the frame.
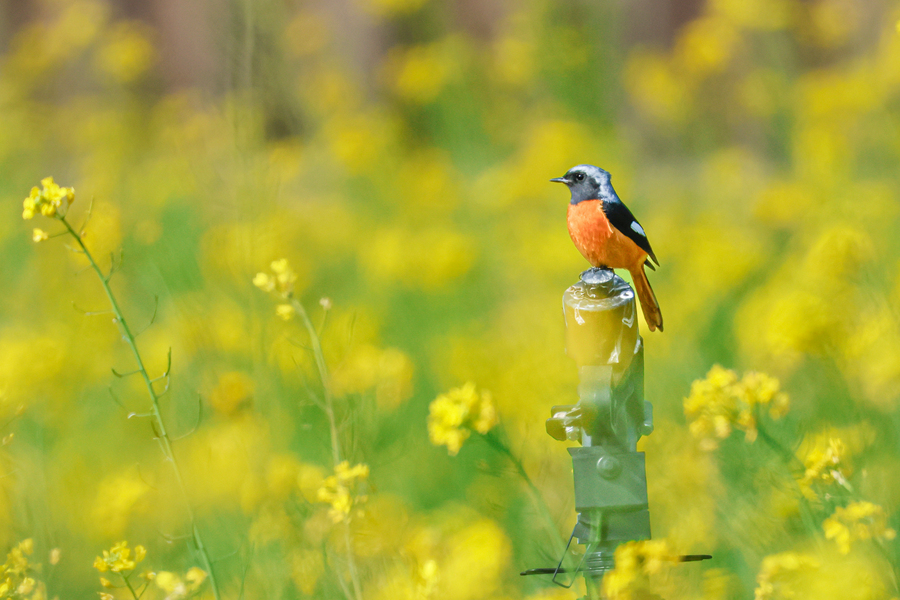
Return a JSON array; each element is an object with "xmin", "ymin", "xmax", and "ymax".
[{"xmin": 630, "ymin": 221, "xmax": 646, "ymax": 237}]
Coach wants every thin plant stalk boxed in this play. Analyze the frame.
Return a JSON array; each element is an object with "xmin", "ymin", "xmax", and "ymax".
[
  {"xmin": 755, "ymin": 418, "xmax": 823, "ymax": 537},
  {"xmin": 482, "ymin": 430, "xmax": 566, "ymax": 558},
  {"xmin": 289, "ymin": 295, "xmax": 363, "ymax": 600},
  {"xmin": 59, "ymin": 216, "xmax": 221, "ymax": 600},
  {"xmin": 291, "ymin": 296, "xmax": 342, "ymax": 465},
  {"xmin": 121, "ymin": 573, "xmax": 141, "ymax": 600}
]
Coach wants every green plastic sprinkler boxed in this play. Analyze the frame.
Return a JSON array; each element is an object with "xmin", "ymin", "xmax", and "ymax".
[{"xmin": 521, "ymin": 268, "xmax": 709, "ymax": 598}]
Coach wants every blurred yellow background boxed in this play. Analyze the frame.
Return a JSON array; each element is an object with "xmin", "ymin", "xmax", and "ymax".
[{"xmin": 2, "ymin": 0, "xmax": 900, "ymax": 598}]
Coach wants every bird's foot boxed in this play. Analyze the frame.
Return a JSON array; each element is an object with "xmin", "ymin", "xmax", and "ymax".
[{"xmin": 580, "ymin": 267, "xmax": 614, "ymax": 284}]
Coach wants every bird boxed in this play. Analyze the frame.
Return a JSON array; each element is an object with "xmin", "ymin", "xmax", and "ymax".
[{"xmin": 551, "ymin": 164, "xmax": 663, "ymax": 332}]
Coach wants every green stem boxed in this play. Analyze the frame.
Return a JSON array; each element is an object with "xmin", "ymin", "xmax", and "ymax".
[
  {"xmin": 482, "ymin": 430, "xmax": 565, "ymax": 556},
  {"xmin": 755, "ymin": 424, "xmax": 803, "ymax": 471},
  {"xmin": 121, "ymin": 573, "xmax": 139, "ymax": 600},
  {"xmin": 289, "ymin": 296, "xmax": 362, "ymax": 600},
  {"xmin": 290, "ymin": 296, "xmax": 342, "ymax": 465},
  {"xmin": 755, "ymin": 421, "xmax": 822, "ymax": 536},
  {"xmin": 60, "ymin": 217, "xmax": 221, "ymax": 600}
]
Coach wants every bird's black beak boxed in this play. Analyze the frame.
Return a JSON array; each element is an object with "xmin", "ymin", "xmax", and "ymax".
[{"xmin": 549, "ymin": 176, "xmax": 568, "ymax": 184}]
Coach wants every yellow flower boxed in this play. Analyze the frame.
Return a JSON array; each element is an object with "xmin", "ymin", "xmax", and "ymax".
[
  {"xmin": 32, "ymin": 228, "xmax": 49, "ymax": 242},
  {"xmin": 684, "ymin": 365, "xmax": 789, "ymax": 450},
  {"xmin": 22, "ymin": 192, "xmax": 37, "ymax": 220},
  {"xmin": 0, "ymin": 539, "xmax": 43, "ymax": 600},
  {"xmin": 754, "ymin": 552, "xmax": 820, "ymax": 600},
  {"xmin": 797, "ymin": 433, "xmax": 855, "ymax": 500},
  {"xmin": 316, "ymin": 461, "xmax": 370, "ymax": 523},
  {"xmin": 155, "ymin": 567, "xmax": 206, "ymax": 598},
  {"xmin": 276, "ymin": 303, "xmax": 295, "ymax": 320},
  {"xmin": 93, "ymin": 540, "xmax": 143, "ymax": 574},
  {"xmin": 602, "ymin": 539, "xmax": 675, "ymax": 600},
  {"xmin": 155, "ymin": 571, "xmax": 178, "ymax": 593},
  {"xmin": 823, "ymin": 501, "xmax": 896, "ymax": 554},
  {"xmin": 253, "ymin": 258, "xmax": 298, "ymax": 297},
  {"xmin": 252, "ymin": 272, "xmax": 274, "ymax": 291},
  {"xmin": 427, "ymin": 383, "xmax": 498, "ymax": 455},
  {"xmin": 22, "ymin": 177, "xmax": 75, "ymax": 221},
  {"xmin": 185, "ymin": 567, "xmax": 207, "ymax": 587}
]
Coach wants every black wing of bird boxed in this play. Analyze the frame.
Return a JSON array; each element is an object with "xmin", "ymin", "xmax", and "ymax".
[{"xmin": 602, "ymin": 199, "xmax": 659, "ymax": 267}]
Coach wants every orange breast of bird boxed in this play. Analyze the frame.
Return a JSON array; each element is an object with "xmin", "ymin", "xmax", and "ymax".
[{"xmin": 567, "ymin": 199, "xmax": 646, "ymax": 270}]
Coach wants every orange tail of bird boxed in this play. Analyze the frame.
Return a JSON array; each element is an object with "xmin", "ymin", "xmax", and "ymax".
[{"xmin": 630, "ymin": 265, "xmax": 663, "ymax": 332}]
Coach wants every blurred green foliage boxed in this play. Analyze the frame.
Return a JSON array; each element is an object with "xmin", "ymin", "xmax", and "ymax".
[{"xmin": 2, "ymin": 0, "xmax": 900, "ymax": 598}]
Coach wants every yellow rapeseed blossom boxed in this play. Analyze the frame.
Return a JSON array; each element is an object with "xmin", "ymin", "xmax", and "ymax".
[
  {"xmin": 0, "ymin": 539, "xmax": 45, "ymax": 600},
  {"xmin": 602, "ymin": 539, "xmax": 675, "ymax": 600},
  {"xmin": 823, "ymin": 501, "xmax": 896, "ymax": 554},
  {"xmin": 92, "ymin": 541, "xmax": 146, "ymax": 574},
  {"xmin": 22, "ymin": 177, "xmax": 74, "ymax": 220},
  {"xmin": 31, "ymin": 229, "xmax": 48, "ymax": 242},
  {"xmin": 155, "ymin": 567, "xmax": 207, "ymax": 599},
  {"xmin": 254, "ymin": 259, "xmax": 301, "ymax": 321},
  {"xmin": 276, "ymin": 303, "xmax": 295, "ymax": 320},
  {"xmin": 316, "ymin": 461, "xmax": 370, "ymax": 523},
  {"xmin": 427, "ymin": 382, "xmax": 498, "ymax": 455},
  {"xmin": 797, "ymin": 435, "xmax": 851, "ymax": 500},
  {"xmin": 754, "ymin": 552, "xmax": 820, "ymax": 600},
  {"xmin": 684, "ymin": 365, "xmax": 789, "ymax": 450}
]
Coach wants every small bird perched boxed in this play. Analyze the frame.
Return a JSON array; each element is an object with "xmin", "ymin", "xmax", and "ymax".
[{"xmin": 551, "ymin": 164, "xmax": 663, "ymax": 332}]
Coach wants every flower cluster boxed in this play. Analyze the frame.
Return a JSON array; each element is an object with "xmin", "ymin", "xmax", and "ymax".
[
  {"xmin": 154, "ymin": 567, "xmax": 207, "ymax": 600},
  {"xmin": 253, "ymin": 258, "xmax": 297, "ymax": 296},
  {"xmin": 798, "ymin": 436, "xmax": 850, "ymax": 500},
  {"xmin": 754, "ymin": 552, "xmax": 820, "ymax": 600},
  {"xmin": 92, "ymin": 540, "xmax": 146, "ymax": 574},
  {"xmin": 316, "ymin": 461, "xmax": 370, "ymax": 523},
  {"xmin": 602, "ymin": 539, "xmax": 674, "ymax": 600},
  {"xmin": 823, "ymin": 501, "xmax": 896, "ymax": 554},
  {"xmin": 22, "ymin": 176, "xmax": 74, "ymax": 220},
  {"xmin": 92, "ymin": 540, "xmax": 158, "ymax": 599},
  {"xmin": 683, "ymin": 365, "xmax": 789, "ymax": 450},
  {"xmin": 0, "ymin": 539, "xmax": 44, "ymax": 600},
  {"xmin": 253, "ymin": 258, "xmax": 299, "ymax": 319},
  {"xmin": 427, "ymin": 382, "xmax": 498, "ymax": 455}
]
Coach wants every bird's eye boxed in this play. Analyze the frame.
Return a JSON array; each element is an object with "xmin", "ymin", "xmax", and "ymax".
[{"xmin": 574, "ymin": 172, "xmax": 586, "ymax": 182}]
